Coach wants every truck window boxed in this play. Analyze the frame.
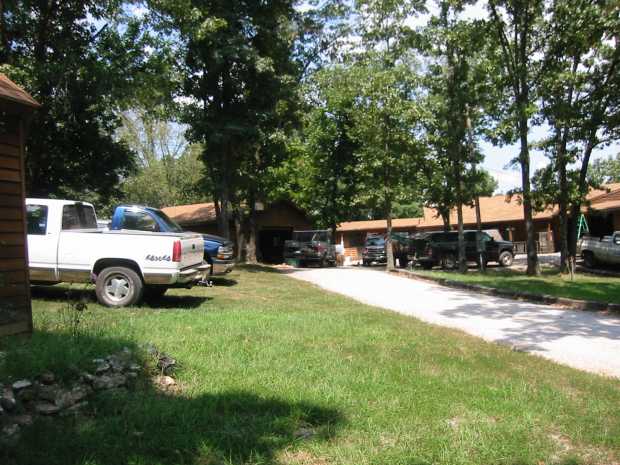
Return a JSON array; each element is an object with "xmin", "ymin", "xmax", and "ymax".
[
  {"xmin": 62, "ymin": 204, "xmax": 98, "ymax": 230},
  {"xmin": 366, "ymin": 236, "xmax": 385, "ymax": 246},
  {"xmin": 121, "ymin": 210, "xmax": 159, "ymax": 232},
  {"xmin": 27, "ymin": 205, "xmax": 48, "ymax": 235}
]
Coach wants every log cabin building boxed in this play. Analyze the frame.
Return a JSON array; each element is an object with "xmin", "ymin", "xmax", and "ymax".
[
  {"xmin": 337, "ymin": 185, "xmax": 620, "ymax": 263},
  {"xmin": 162, "ymin": 200, "xmax": 313, "ymax": 263},
  {"xmin": 0, "ymin": 75, "xmax": 39, "ymax": 336}
]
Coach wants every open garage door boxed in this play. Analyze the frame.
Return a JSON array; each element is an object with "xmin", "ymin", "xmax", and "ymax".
[{"xmin": 259, "ymin": 228, "xmax": 292, "ymax": 264}]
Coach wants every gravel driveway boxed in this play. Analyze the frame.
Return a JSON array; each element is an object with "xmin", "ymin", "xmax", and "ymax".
[{"xmin": 287, "ymin": 267, "xmax": 620, "ymax": 379}]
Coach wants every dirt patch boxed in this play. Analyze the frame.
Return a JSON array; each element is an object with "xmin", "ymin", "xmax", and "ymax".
[
  {"xmin": 277, "ymin": 450, "xmax": 331, "ymax": 465},
  {"xmin": 549, "ymin": 431, "xmax": 619, "ymax": 465}
]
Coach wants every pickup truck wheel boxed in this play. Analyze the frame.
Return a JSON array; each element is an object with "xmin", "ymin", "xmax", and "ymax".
[
  {"xmin": 583, "ymin": 251, "xmax": 596, "ymax": 268},
  {"xmin": 96, "ymin": 267, "xmax": 143, "ymax": 308},
  {"xmin": 421, "ymin": 262, "xmax": 433, "ymax": 270},
  {"xmin": 498, "ymin": 251, "xmax": 514, "ymax": 267},
  {"xmin": 443, "ymin": 253, "xmax": 457, "ymax": 270}
]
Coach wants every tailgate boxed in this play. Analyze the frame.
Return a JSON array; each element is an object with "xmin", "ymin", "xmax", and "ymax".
[{"xmin": 179, "ymin": 234, "xmax": 205, "ymax": 268}]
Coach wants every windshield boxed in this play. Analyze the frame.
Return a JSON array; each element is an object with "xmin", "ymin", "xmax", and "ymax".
[
  {"xmin": 292, "ymin": 231, "xmax": 329, "ymax": 242},
  {"xmin": 153, "ymin": 209, "xmax": 184, "ymax": 233},
  {"xmin": 365, "ymin": 237, "xmax": 385, "ymax": 246}
]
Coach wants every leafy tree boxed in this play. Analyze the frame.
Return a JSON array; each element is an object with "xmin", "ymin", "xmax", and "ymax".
[
  {"xmin": 486, "ymin": 0, "xmax": 544, "ymax": 275},
  {"xmin": 351, "ymin": 61, "xmax": 426, "ymax": 270},
  {"xmin": 149, "ymin": 0, "xmax": 301, "ymax": 256},
  {"xmin": 0, "ymin": 1, "xmax": 167, "ymax": 204},
  {"xmin": 589, "ymin": 154, "xmax": 620, "ymax": 185},
  {"xmin": 535, "ymin": 0, "xmax": 620, "ymax": 269},
  {"xmin": 116, "ymin": 111, "xmax": 209, "ymax": 210},
  {"xmin": 423, "ymin": 1, "xmax": 493, "ymax": 272},
  {"xmin": 287, "ymin": 66, "xmax": 362, "ymax": 236}
]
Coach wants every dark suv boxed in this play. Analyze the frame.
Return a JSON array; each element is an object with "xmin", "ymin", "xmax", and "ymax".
[
  {"xmin": 362, "ymin": 232, "xmax": 410, "ymax": 268},
  {"xmin": 412, "ymin": 230, "xmax": 514, "ymax": 270}
]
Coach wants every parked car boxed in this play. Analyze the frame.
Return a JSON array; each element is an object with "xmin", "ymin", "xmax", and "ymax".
[
  {"xmin": 412, "ymin": 230, "xmax": 514, "ymax": 269},
  {"xmin": 362, "ymin": 232, "xmax": 410, "ymax": 268},
  {"xmin": 26, "ymin": 199, "xmax": 210, "ymax": 307},
  {"xmin": 283, "ymin": 230, "xmax": 336, "ymax": 267},
  {"xmin": 579, "ymin": 232, "xmax": 620, "ymax": 268},
  {"xmin": 109, "ymin": 205, "xmax": 234, "ymax": 276}
]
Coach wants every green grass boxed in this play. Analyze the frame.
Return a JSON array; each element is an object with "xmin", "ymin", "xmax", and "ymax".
[
  {"xmin": 416, "ymin": 267, "xmax": 620, "ymax": 304},
  {"xmin": 1, "ymin": 265, "xmax": 619, "ymax": 465}
]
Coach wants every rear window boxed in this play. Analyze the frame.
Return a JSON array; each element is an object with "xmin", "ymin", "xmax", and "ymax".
[
  {"xmin": 27, "ymin": 205, "xmax": 48, "ymax": 235},
  {"xmin": 62, "ymin": 204, "xmax": 97, "ymax": 230}
]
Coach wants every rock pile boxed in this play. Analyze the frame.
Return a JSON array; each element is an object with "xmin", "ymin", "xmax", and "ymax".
[{"xmin": 0, "ymin": 348, "xmax": 142, "ymax": 444}]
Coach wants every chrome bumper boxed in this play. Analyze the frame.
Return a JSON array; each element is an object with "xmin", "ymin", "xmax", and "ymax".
[
  {"xmin": 144, "ymin": 263, "xmax": 211, "ymax": 285},
  {"xmin": 211, "ymin": 261, "xmax": 235, "ymax": 275}
]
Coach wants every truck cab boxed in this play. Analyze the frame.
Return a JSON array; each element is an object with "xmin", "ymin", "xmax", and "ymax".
[{"xmin": 109, "ymin": 205, "xmax": 234, "ymax": 275}]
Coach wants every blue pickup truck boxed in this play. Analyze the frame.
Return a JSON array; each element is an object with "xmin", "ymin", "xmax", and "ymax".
[{"xmin": 109, "ymin": 205, "xmax": 235, "ymax": 275}]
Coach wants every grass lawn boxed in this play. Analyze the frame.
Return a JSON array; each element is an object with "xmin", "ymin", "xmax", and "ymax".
[
  {"xmin": 1, "ymin": 266, "xmax": 619, "ymax": 465},
  {"xmin": 416, "ymin": 267, "xmax": 620, "ymax": 304}
]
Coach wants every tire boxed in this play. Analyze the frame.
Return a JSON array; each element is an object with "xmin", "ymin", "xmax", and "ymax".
[
  {"xmin": 399, "ymin": 257, "xmax": 409, "ymax": 269},
  {"xmin": 143, "ymin": 286, "xmax": 168, "ymax": 302},
  {"xmin": 443, "ymin": 253, "xmax": 457, "ymax": 270},
  {"xmin": 362, "ymin": 260, "xmax": 369, "ymax": 267},
  {"xmin": 498, "ymin": 251, "xmax": 514, "ymax": 267},
  {"xmin": 319, "ymin": 256, "xmax": 326, "ymax": 268},
  {"xmin": 421, "ymin": 262, "xmax": 433, "ymax": 270},
  {"xmin": 95, "ymin": 266, "xmax": 143, "ymax": 308},
  {"xmin": 583, "ymin": 251, "xmax": 595, "ymax": 268}
]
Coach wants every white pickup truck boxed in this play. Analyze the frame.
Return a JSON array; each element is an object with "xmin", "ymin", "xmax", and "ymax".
[
  {"xmin": 579, "ymin": 232, "xmax": 620, "ymax": 268},
  {"xmin": 26, "ymin": 199, "xmax": 210, "ymax": 307}
]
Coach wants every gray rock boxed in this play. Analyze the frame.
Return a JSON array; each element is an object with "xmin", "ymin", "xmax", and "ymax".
[
  {"xmin": 93, "ymin": 374, "xmax": 126, "ymax": 390},
  {"xmin": 2, "ymin": 423, "xmax": 20, "ymax": 437},
  {"xmin": 12, "ymin": 379, "xmax": 32, "ymax": 391},
  {"xmin": 38, "ymin": 385, "xmax": 59, "ymax": 403},
  {"xmin": 294, "ymin": 427, "xmax": 315, "ymax": 440},
  {"xmin": 107, "ymin": 356, "xmax": 125, "ymax": 373},
  {"xmin": 92, "ymin": 358, "xmax": 105, "ymax": 364},
  {"xmin": 13, "ymin": 414, "xmax": 33, "ymax": 426},
  {"xmin": 60, "ymin": 401, "xmax": 88, "ymax": 416},
  {"xmin": 39, "ymin": 371, "xmax": 55, "ymax": 385},
  {"xmin": 128, "ymin": 363, "xmax": 141, "ymax": 372},
  {"xmin": 17, "ymin": 387, "xmax": 35, "ymax": 402},
  {"xmin": 95, "ymin": 362, "xmax": 111, "ymax": 374},
  {"xmin": 126, "ymin": 372, "xmax": 138, "ymax": 380},
  {"xmin": 121, "ymin": 347, "xmax": 132, "ymax": 356},
  {"xmin": 157, "ymin": 355, "xmax": 176, "ymax": 375},
  {"xmin": 56, "ymin": 386, "xmax": 90, "ymax": 408},
  {"xmin": 81, "ymin": 373, "xmax": 95, "ymax": 384},
  {"xmin": 35, "ymin": 402, "xmax": 61, "ymax": 415},
  {"xmin": 1, "ymin": 387, "xmax": 16, "ymax": 411},
  {"xmin": 0, "ymin": 404, "xmax": 4, "ymax": 415}
]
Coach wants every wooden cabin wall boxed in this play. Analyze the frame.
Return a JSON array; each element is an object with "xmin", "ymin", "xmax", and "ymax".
[{"xmin": 0, "ymin": 114, "xmax": 32, "ymax": 336}]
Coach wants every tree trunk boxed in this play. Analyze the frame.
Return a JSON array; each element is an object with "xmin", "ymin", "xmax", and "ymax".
[
  {"xmin": 234, "ymin": 210, "xmax": 246, "ymax": 262},
  {"xmin": 441, "ymin": 210, "xmax": 451, "ymax": 232},
  {"xmin": 246, "ymin": 202, "xmax": 258, "ymax": 264},
  {"xmin": 386, "ymin": 199, "xmax": 395, "ymax": 271},
  {"xmin": 569, "ymin": 133, "xmax": 596, "ymax": 256},
  {"xmin": 457, "ymin": 201, "xmax": 466, "ymax": 273},
  {"xmin": 557, "ymin": 131, "xmax": 570, "ymax": 273},
  {"xmin": 518, "ymin": 77, "xmax": 539, "ymax": 275}
]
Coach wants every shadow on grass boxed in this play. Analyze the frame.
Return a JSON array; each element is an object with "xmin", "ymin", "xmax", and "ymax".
[
  {"xmin": 31, "ymin": 285, "xmax": 210, "ymax": 309},
  {"xmin": 0, "ymin": 331, "xmax": 344, "ymax": 465},
  {"xmin": 210, "ymin": 277, "xmax": 239, "ymax": 287}
]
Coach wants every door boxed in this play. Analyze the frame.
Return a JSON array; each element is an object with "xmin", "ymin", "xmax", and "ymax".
[{"xmin": 26, "ymin": 203, "xmax": 58, "ymax": 281}]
